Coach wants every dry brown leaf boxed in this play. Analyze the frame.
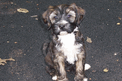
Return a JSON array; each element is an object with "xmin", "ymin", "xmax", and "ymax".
[
  {"xmin": 17, "ymin": 8, "xmax": 29, "ymax": 13},
  {"xmin": 86, "ymin": 37, "xmax": 92, "ymax": 43},
  {"xmin": 118, "ymin": 17, "xmax": 122, "ymax": 20},
  {"xmin": 14, "ymin": 42, "xmax": 18, "ymax": 44},
  {"xmin": 103, "ymin": 68, "xmax": 109, "ymax": 72},
  {"xmin": 7, "ymin": 41, "xmax": 10, "ymax": 43},
  {"xmin": 117, "ymin": 23, "xmax": 120, "ymax": 25},
  {"xmin": 0, "ymin": 58, "xmax": 15, "ymax": 65},
  {"xmin": 89, "ymin": 78, "xmax": 92, "ymax": 80},
  {"xmin": 30, "ymin": 15, "xmax": 38, "ymax": 18},
  {"xmin": 35, "ymin": 18, "xmax": 38, "ymax": 20},
  {"xmin": 92, "ymin": 70, "xmax": 96, "ymax": 72},
  {"xmin": 116, "ymin": 59, "xmax": 119, "ymax": 61}
]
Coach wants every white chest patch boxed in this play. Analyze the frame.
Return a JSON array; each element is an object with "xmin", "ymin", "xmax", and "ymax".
[{"xmin": 56, "ymin": 32, "xmax": 82, "ymax": 64}]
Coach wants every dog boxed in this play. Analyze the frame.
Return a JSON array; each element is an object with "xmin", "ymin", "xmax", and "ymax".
[{"xmin": 42, "ymin": 3, "xmax": 91, "ymax": 81}]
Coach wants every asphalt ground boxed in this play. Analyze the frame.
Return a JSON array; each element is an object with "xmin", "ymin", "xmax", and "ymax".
[{"xmin": 0, "ymin": 0, "xmax": 122, "ymax": 81}]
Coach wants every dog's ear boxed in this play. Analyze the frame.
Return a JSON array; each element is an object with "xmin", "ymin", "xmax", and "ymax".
[
  {"xmin": 42, "ymin": 10, "xmax": 48, "ymax": 24},
  {"xmin": 42, "ymin": 6, "xmax": 54, "ymax": 28},
  {"xmin": 69, "ymin": 3, "xmax": 85, "ymax": 26}
]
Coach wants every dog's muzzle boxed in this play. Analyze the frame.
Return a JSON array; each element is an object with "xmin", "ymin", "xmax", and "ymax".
[
  {"xmin": 57, "ymin": 20, "xmax": 68, "ymax": 28},
  {"xmin": 53, "ymin": 20, "xmax": 76, "ymax": 35}
]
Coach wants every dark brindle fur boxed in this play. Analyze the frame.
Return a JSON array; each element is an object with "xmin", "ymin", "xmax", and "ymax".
[{"xmin": 42, "ymin": 3, "xmax": 88, "ymax": 81}]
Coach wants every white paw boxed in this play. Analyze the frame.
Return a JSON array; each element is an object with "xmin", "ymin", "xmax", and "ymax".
[
  {"xmin": 83, "ymin": 78, "xmax": 88, "ymax": 81},
  {"xmin": 52, "ymin": 75, "xmax": 58, "ymax": 81},
  {"xmin": 85, "ymin": 63, "xmax": 91, "ymax": 71}
]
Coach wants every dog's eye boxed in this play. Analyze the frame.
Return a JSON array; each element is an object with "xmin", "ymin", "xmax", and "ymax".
[
  {"xmin": 53, "ymin": 16, "xmax": 58, "ymax": 19},
  {"xmin": 67, "ymin": 15, "xmax": 72, "ymax": 18}
]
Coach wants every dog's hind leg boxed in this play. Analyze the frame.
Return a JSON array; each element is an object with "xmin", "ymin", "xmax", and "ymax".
[{"xmin": 45, "ymin": 52, "xmax": 59, "ymax": 81}]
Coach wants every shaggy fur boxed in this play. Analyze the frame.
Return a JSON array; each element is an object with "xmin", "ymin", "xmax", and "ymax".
[{"xmin": 42, "ymin": 3, "xmax": 90, "ymax": 81}]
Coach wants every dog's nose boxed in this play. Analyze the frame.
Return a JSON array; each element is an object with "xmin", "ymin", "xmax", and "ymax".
[{"xmin": 59, "ymin": 24, "xmax": 65, "ymax": 28}]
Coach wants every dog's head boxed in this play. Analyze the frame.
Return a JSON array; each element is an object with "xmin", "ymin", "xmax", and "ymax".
[{"xmin": 42, "ymin": 3, "xmax": 85, "ymax": 35}]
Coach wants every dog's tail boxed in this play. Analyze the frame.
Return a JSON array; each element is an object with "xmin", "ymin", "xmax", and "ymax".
[{"xmin": 42, "ymin": 42, "xmax": 55, "ymax": 67}]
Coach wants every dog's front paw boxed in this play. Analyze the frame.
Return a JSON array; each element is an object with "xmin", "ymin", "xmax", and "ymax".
[
  {"xmin": 83, "ymin": 78, "xmax": 88, "ymax": 81},
  {"xmin": 74, "ymin": 74, "xmax": 84, "ymax": 81},
  {"xmin": 52, "ymin": 75, "xmax": 58, "ymax": 81},
  {"xmin": 58, "ymin": 76, "xmax": 68, "ymax": 81},
  {"xmin": 58, "ymin": 78, "xmax": 68, "ymax": 81},
  {"xmin": 74, "ymin": 77, "xmax": 88, "ymax": 81},
  {"xmin": 52, "ymin": 75, "xmax": 68, "ymax": 81}
]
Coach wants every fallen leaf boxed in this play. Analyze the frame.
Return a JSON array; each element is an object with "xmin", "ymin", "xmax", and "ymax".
[
  {"xmin": 10, "ymin": 2, "xmax": 14, "ymax": 4},
  {"xmin": 17, "ymin": 8, "xmax": 29, "ymax": 13},
  {"xmin": 116, "ymin": 59, "xmax": 119, "ymax": 61},
  {"xmin": 89, "ymin": 78, "xmax": 92, "ymax": 80},
  {"xmin": 118, "ymin": 17, "xmax": 121, "ymax": 20},
  {"xmin": 0, "ymin": 58, "xmax": 15, "ymax": 65},
  {"xmin": 103, "ymin": 68, "xmax": 109, "ymax": 72},
  {"xmin": 117, "ymin": 23, "xmax": 120, "ymax": 25},
  {"xmin": 30, "ymin": 15, "xmax": 38, "ymax": 18},
  {"xmin": 92, "ymin": 70, "xmax": 96, "ymax": 72},
  {"xmin": 86, "ymin": 37, "xmax": 92, "ymax": 43},
  {"xmin": 35, "ymin": 18, "xmax": 38, "ymax": 20},
  {"xmin": 14, "ymin": 42, "xmax": 18, "ymax": 44},
  {"xmin": 114, "ymin": 53, "xmax": 117, "ymax": 55},
  {"xmin": 7, "ymin": 41, "xmax": 9, "ymax": 43}
]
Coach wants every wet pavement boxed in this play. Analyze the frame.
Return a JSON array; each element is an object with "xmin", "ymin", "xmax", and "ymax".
[{"xmin": 0, "ymin": 0, "xmax": 122, "ymax": 81}]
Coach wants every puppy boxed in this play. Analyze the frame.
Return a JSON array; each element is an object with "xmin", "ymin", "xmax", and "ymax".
[{"xmin": 42, "ymin": 3, "xmax": 90, "ymax": 81}]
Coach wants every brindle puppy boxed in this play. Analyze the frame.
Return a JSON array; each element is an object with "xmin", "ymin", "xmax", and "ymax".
[{"xmin": 42, "ymin": 3, "xmax": 90, "ymax": 81}]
